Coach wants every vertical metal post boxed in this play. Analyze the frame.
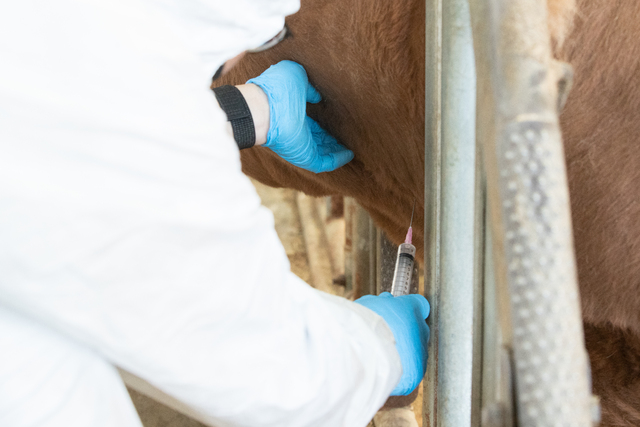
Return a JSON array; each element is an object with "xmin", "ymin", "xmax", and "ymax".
[
  {"xmin": 354, "ymin": 203, "xmax": 376, "ymax": 296},
  {"xmin": 346, "ymin": 198, "xmax": 378, "ymax": 298},
  {"xmin": 345, "ymin": 197, "xmax": 355, "ymax": 293},
  {"xmin": 423, "ymin": 0, "xmax": 442, "ymax": 420},
  {"xmin": 481, "ymin": 206, "xmax": 516, "ymax": 427},
  {"xmin": 376, "ymin": 231, "xmax": 398, "ymax": 295},
  {"xmin": 424, "ymin": 0, "xmax": 478, "ymax": 426}
]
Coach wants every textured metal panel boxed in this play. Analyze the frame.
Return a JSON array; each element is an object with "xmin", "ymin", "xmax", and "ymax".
[
  {"xmin": 500, "ymin": 118, "xmax": 590, "ymax": 426},
  {"xmin": 469, "ymin": 0, "xmax": 592, "ymax": 425}
]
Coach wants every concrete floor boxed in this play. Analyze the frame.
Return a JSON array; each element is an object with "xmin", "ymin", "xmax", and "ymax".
[{"xmin": 127, "ymin": 180, "xmax": 422, "ymax": 427}]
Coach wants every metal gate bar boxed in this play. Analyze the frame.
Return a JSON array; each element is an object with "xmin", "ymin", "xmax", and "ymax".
[{"xmin": 423, "ymin": 0, "xmax": 479, "ymax": 426}]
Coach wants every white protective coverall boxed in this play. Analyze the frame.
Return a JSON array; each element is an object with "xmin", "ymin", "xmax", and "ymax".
[{"xmin": 0, "ymin": 1, "xmax": 402, "ymax": 427}]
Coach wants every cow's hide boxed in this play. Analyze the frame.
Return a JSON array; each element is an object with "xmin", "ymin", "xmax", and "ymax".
[
  {"xmin": 215, "ymin": 0, "xmax": 640, "ymax": 424},
  {"xmin": 216, "ymin": 0, "xmax": 426, "ymax": 256}
]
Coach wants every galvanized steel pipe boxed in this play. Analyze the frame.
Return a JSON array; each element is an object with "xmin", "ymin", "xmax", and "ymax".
[{"xmin": 423, "ymin": 0, "xmax": 478, "ymax": 426}]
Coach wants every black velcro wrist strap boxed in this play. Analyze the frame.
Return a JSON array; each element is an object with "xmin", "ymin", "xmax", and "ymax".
[{"xmin": 212, "ymin": 85, "xmax": 256, "ymax": 150}]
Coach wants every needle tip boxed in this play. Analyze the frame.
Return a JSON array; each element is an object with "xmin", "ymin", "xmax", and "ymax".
[{"xmin": 409, "ymin": 200, "xmax": 416, "ymax": 228}]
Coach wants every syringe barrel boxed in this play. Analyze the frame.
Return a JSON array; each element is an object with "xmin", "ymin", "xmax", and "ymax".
[{"xmin": 390, "ymin": 243, "xmax": 416, "ymax": 296}]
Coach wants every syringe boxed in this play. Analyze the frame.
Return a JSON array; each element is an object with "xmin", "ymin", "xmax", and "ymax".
[{"xmin": 390, "ymin": 201, "xmax": 417, "ymax": 297}]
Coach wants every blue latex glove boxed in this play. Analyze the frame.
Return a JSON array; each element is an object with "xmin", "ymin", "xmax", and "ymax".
[
  {"xmin": 247, "ymin": 60, "xmax": 354, "ymax": 173},
  {"xmin": 354, "ymin": 292, "xmax": 430, "ymax": 396}
]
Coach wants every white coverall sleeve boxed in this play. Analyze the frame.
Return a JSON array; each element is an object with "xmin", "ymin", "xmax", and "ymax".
[
  {"xmin": 0, "ymin": 1, "xmax": 402, "ymax": 427},
  {"xmin": 0, "ymin": 308, "xmax": 144, "ymax": 427}
]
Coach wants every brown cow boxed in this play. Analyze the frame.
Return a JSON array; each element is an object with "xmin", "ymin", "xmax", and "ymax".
[
  {"xmin": 215, "ymin": 0, "xmax": 640, "ymax": 424},
  {"xmin": 559, "ymin": 1, "xmax": 640, "ymax": 424}
]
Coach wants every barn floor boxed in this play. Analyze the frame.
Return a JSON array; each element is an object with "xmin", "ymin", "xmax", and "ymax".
[{"xmin": 128, "ymin": 179, "xmax": 422, "ymax": 427}]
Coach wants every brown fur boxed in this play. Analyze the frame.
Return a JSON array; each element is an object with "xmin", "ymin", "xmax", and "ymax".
[
  {"xmin": 216, "ymin": 0, "xmax": 426, "ymax": 256},
  {"xmin": 559, "ymin": 0, "xmax": 640, "ymax": 337},
  {"xmin": 557, "ymin": 2, "xmax": 640, "ymax": 423},
  {"xmin": 215, "ymin": 0, "xmax": 640, "ymax": 424},
  {"xmin": 585, "ymin": 323, "xmax": 640, "ymax": 425}
]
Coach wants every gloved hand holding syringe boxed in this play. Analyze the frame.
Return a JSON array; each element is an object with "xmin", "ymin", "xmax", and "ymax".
[{"xmin": 355, "ymin": 201, "xmax": 429, "ymax": 396}]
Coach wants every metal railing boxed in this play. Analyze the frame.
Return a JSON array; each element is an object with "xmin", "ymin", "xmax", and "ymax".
[
  {"xmin": 423, "ymin": 0, "xmax": 595, "ymax": 426},
  {"xmin": 424, "ymin": 0, "xmax": 480, "ymax": 426}
]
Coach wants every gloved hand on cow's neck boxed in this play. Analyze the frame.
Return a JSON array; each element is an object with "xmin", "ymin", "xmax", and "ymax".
[{"xmin": 242, "ymin": 60, "xmax": 354, "ymax": 173}]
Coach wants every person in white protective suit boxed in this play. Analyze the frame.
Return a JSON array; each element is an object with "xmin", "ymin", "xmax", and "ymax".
[{"xmin": 0, "ymin": 1, "xmax": 431, "ymax": 427}]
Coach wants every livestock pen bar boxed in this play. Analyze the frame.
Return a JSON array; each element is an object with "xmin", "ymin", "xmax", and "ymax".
[{"xmin": 423, "ymin": 0, "xmax": 596, "ymax": 426}]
